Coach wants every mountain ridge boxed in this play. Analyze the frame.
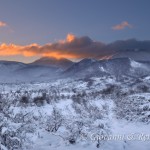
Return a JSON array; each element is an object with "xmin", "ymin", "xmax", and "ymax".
[{"xmin": 0, "ymin": 57, "xmax": 150, "ymax": 83}]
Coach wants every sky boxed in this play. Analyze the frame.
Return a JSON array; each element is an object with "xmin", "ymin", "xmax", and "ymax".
[{"xmin": 0, "ymin": 0, "xmax": 150, "ymax": 63}]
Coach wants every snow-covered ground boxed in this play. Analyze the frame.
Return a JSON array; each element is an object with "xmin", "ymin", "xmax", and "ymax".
[{"xmin": 0, "ymin": 76, "xmax": 150, "ymax": 150}]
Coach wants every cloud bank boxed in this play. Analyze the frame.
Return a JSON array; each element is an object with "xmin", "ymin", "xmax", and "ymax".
[
  {"xmin": 0, "ymin": 34, "xmax": 150, "ymax": 60},
  {"xmin": 0, "ymin": 34, "xmax": 107, "ymax": 59}
]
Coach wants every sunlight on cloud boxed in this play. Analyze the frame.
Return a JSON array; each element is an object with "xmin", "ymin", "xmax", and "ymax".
[
  {"xmin": 0, "ymin": 34, "xmax": 106, "ymax": 59},
  {"xmin": 1, "ymin": 34, "xmax": 149, "ymax": 61},
  {"xmin": 0, "ymin": 21, "xmax": 7, "ymax": 27},
  {"xmin": 112, "ymin": 21, "xmax": 132, "ymax": 30},
  {"xmin": 66, "ymin": 33, "xmax": 76, "ymax": 42}
]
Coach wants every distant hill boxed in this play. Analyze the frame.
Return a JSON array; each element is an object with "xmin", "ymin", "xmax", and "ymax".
[
  {"xmin": 30, "ymin": 57, "xmax": 74, "ymax": 70},
  {"xmin": 0, "ymin": 57, "xmax": 150, "ymax": 83}
]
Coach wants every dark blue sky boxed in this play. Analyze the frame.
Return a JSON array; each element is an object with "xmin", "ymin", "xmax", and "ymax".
[{"xmin": 0, "ymin": 0, "xmax": 150, "ymax": 44}]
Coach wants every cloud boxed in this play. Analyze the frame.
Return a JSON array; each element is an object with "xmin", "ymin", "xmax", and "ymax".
[
  {"xmin": 66, "ymin": 33, "xmax": 76, "ymax": 42},
  {"xmin": 112, "ymin": 21, "xmax": 132, "ymax": 30},
  {"xmin": 0, "ymin": 34, "xmax": 150, "ymax": 60},
  {"xmin": 0, "ymin": 34, "xmax": 108, "ymax": 59},
  {"xmin": 0, "ymin": 21, "xmax": 7, "ymax": 27}
]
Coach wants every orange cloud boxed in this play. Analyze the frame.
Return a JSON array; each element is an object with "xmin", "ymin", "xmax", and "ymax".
[
  {"xmin": 42, "ymin": 53, "xmax": 77, "ymax": 59},
  {"xmin": 0, "ymin": 34, "xmax": 107, "ymax": 59},
  {"xmin": 66, "ymin": 33, "xmax": 76, "ymax": 42},
  {"xmin": 0, "ymin": 43, "xmax": 39, "ymax": 57},
  {"xmin": 2, "ymin": 35, "xmax": 149, "ymax": 61},
  {"xmin": 112, "ymin": 21, "xmax": 132, "ymax": 30},
  {"xmin": 0, "ymin": 21, "xmax": 7, "ymax": 27}
]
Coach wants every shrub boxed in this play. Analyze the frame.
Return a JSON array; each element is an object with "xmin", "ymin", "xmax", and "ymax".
[
  {"xmin": 20, "ymin": 96, "xmax": 29, "ymax": 104},
  {"xmin": 33, "ymin": 96, "xmax": 45, "ymax": 106}
]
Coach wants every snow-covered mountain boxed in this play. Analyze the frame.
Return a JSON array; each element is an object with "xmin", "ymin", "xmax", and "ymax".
[
  {"xmin": 0, "ymin": 60, "xmax": 26, "ymax": 73},
  {"xmin": 31, "ymin": 57, "xmax": 74, "ymax": 70},
  {"xmin": 0, "ymin": 57, "xmax": 150, "ymax": 83},
  {"xmin": 0, "ymin": 60, "xmax": 61, "ymax": 83},
  {"xmin": 0, "ymin": 61, "xmax": 27, "ymax": 82},
  {"xmin": 15, "ymin": 65, "xmax": 60, "ymax": 82},
  {"xmin": 63, "ymin": 58, "xmax": 108, "ymax": 78},
  {"xmin": 63, "ymin": 57, "xmax": 150, "ymax": 79}
]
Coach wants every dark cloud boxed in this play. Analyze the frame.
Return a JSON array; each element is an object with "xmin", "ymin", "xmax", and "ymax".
[
  {"xmin": 1, "ymin": 34, "xmax": 150, "ymax": 60},
  {"xmin": 22, "ymin": 34, "xmax": 108, "ymax": 58}
]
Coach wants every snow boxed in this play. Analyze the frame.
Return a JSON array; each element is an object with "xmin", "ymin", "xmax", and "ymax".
[
  {"xmin": 0, "ymin": 144, "xmax": 8, "ymax": 150},
  {"xmin": 1, "ymin": 75, "xmax": 150, "ymax": 150},
  {"xmin": 130, "ymin": 60, "xmax": 142, "ymax": 68},
  {"xmin": 30, "ymin": 97, "xmax": 150, "ymax": 150},
  {"xmin": 130, "ymin": 60, "xmax": 148, "ymax": 70},
  {"xmin": 1, "ymin": 127, "xmax": 8, "ymax": 135},
  {"xmin": 99, "ymin": 66, "xmax": 105, "ymax": 72}
]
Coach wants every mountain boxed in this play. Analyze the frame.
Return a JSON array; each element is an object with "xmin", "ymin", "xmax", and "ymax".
[
  {"xmin": 63, "ymin": 58, "xmax": 108, "ymax": 78},
  {"xmin": 0, "ymin": 61, "xmax": 26, "ymax": 81},
  {"xmin": 0, "ymin": 60, "xmax": 26, "ymax": 73},
  {"xmin": 0, "ymin": 60, "xmax": 61, "ymax": 83},
  {"xmin": 15, "ymin": 65, "xmax": 60, "ymax": 82},
  {"xmin": 63, "ymin": 58, "xmax": 109, "ymax": 77},
  {"xmin": 0, "ymin": 57, "xmax": 150, "ymax": 83},
  {"xmin": 31, "ymin": 57, "xmax": 74, "ymax": 70},
  {"xmin": 63, "ymin": 57, "xmax": 150, "ymax": 79}
]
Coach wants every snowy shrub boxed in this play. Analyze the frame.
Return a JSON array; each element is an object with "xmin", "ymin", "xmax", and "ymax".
[
  {"xmin": 0, "ymin": 126, "xmax": 22, "ymax": 150},
  {"xmin": 143, "ymin": 105, "xmax": 149, "ymax": 111},
  {"xmin": 46, "ymin": 108, "xmax": 63, "ymax": 132},
  {"xmin": 101, "ymin": 84, "xmax": 119, "ymax": 95},
  {"xmin": 20, "ymin": 96, "xmax": 29, "ymax": 105},
  {"xmin": 136, "ymin": 84, "xmax": 149, "ymax": 93},
  {"xmin": 33, "ymin": 96, "xmax": 45, "ymax": 106}
]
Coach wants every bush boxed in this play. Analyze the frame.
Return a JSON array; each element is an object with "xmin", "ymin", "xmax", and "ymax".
[
  {"xmin": 20, "ymin": 96, "xmax": 29, "ymax": 104},
  {"xmin": 137, "ymin": 84, "xmax": 149, "ymax": 93},
  {"xmin": 101, "ymin": 85, "xmax": 117, "ymax": 95},
  {"xmin": 33, "ymin": 96, "xmax": 45, "ymax": 106}
]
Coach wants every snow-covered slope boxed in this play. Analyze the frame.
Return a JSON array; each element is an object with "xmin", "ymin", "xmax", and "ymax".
[
  {"xmin": 0, "ymin": 57, "xmax": 150, "ymax": 83},
  {"xmin": 63, "ymin": 58, "xmax": 108, "ymax": 78},
  {"xmin": 63, "ymin": 57, "xmax": 150, "ymax": 79},
  {"xmin": 0, "ymin": 61, "xmax": 61, "ymax": 83},
  {"xmin": 0, "ymin": 76, "xmax": 150, "ymax": 150},
  {"xmin": 0, "ymin": 61, "xmax": 26, "ymax": 74}
]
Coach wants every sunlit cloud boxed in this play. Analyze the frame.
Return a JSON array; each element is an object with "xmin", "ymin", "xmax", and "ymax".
[
  {"xmin": 0, "ymin": 34, "xmax": 150, "ymax": 60},
  {"xmin": 0, "ymin": 21, "xmax": 7, "ymax": 27},
  {"xmin": 0, "ymin": 43, "xmax": 39, "ymax": 57},
  {"xmin": 112, "ymin": 21, "xmax": 132, "ymax": 30},
  {"xmin": 0, "ymin": 34, "xmax": 107, "ymax": 59},
  {"xmin": 66, "ymin": 33, "xmax": 76, "ymax": 42}
]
